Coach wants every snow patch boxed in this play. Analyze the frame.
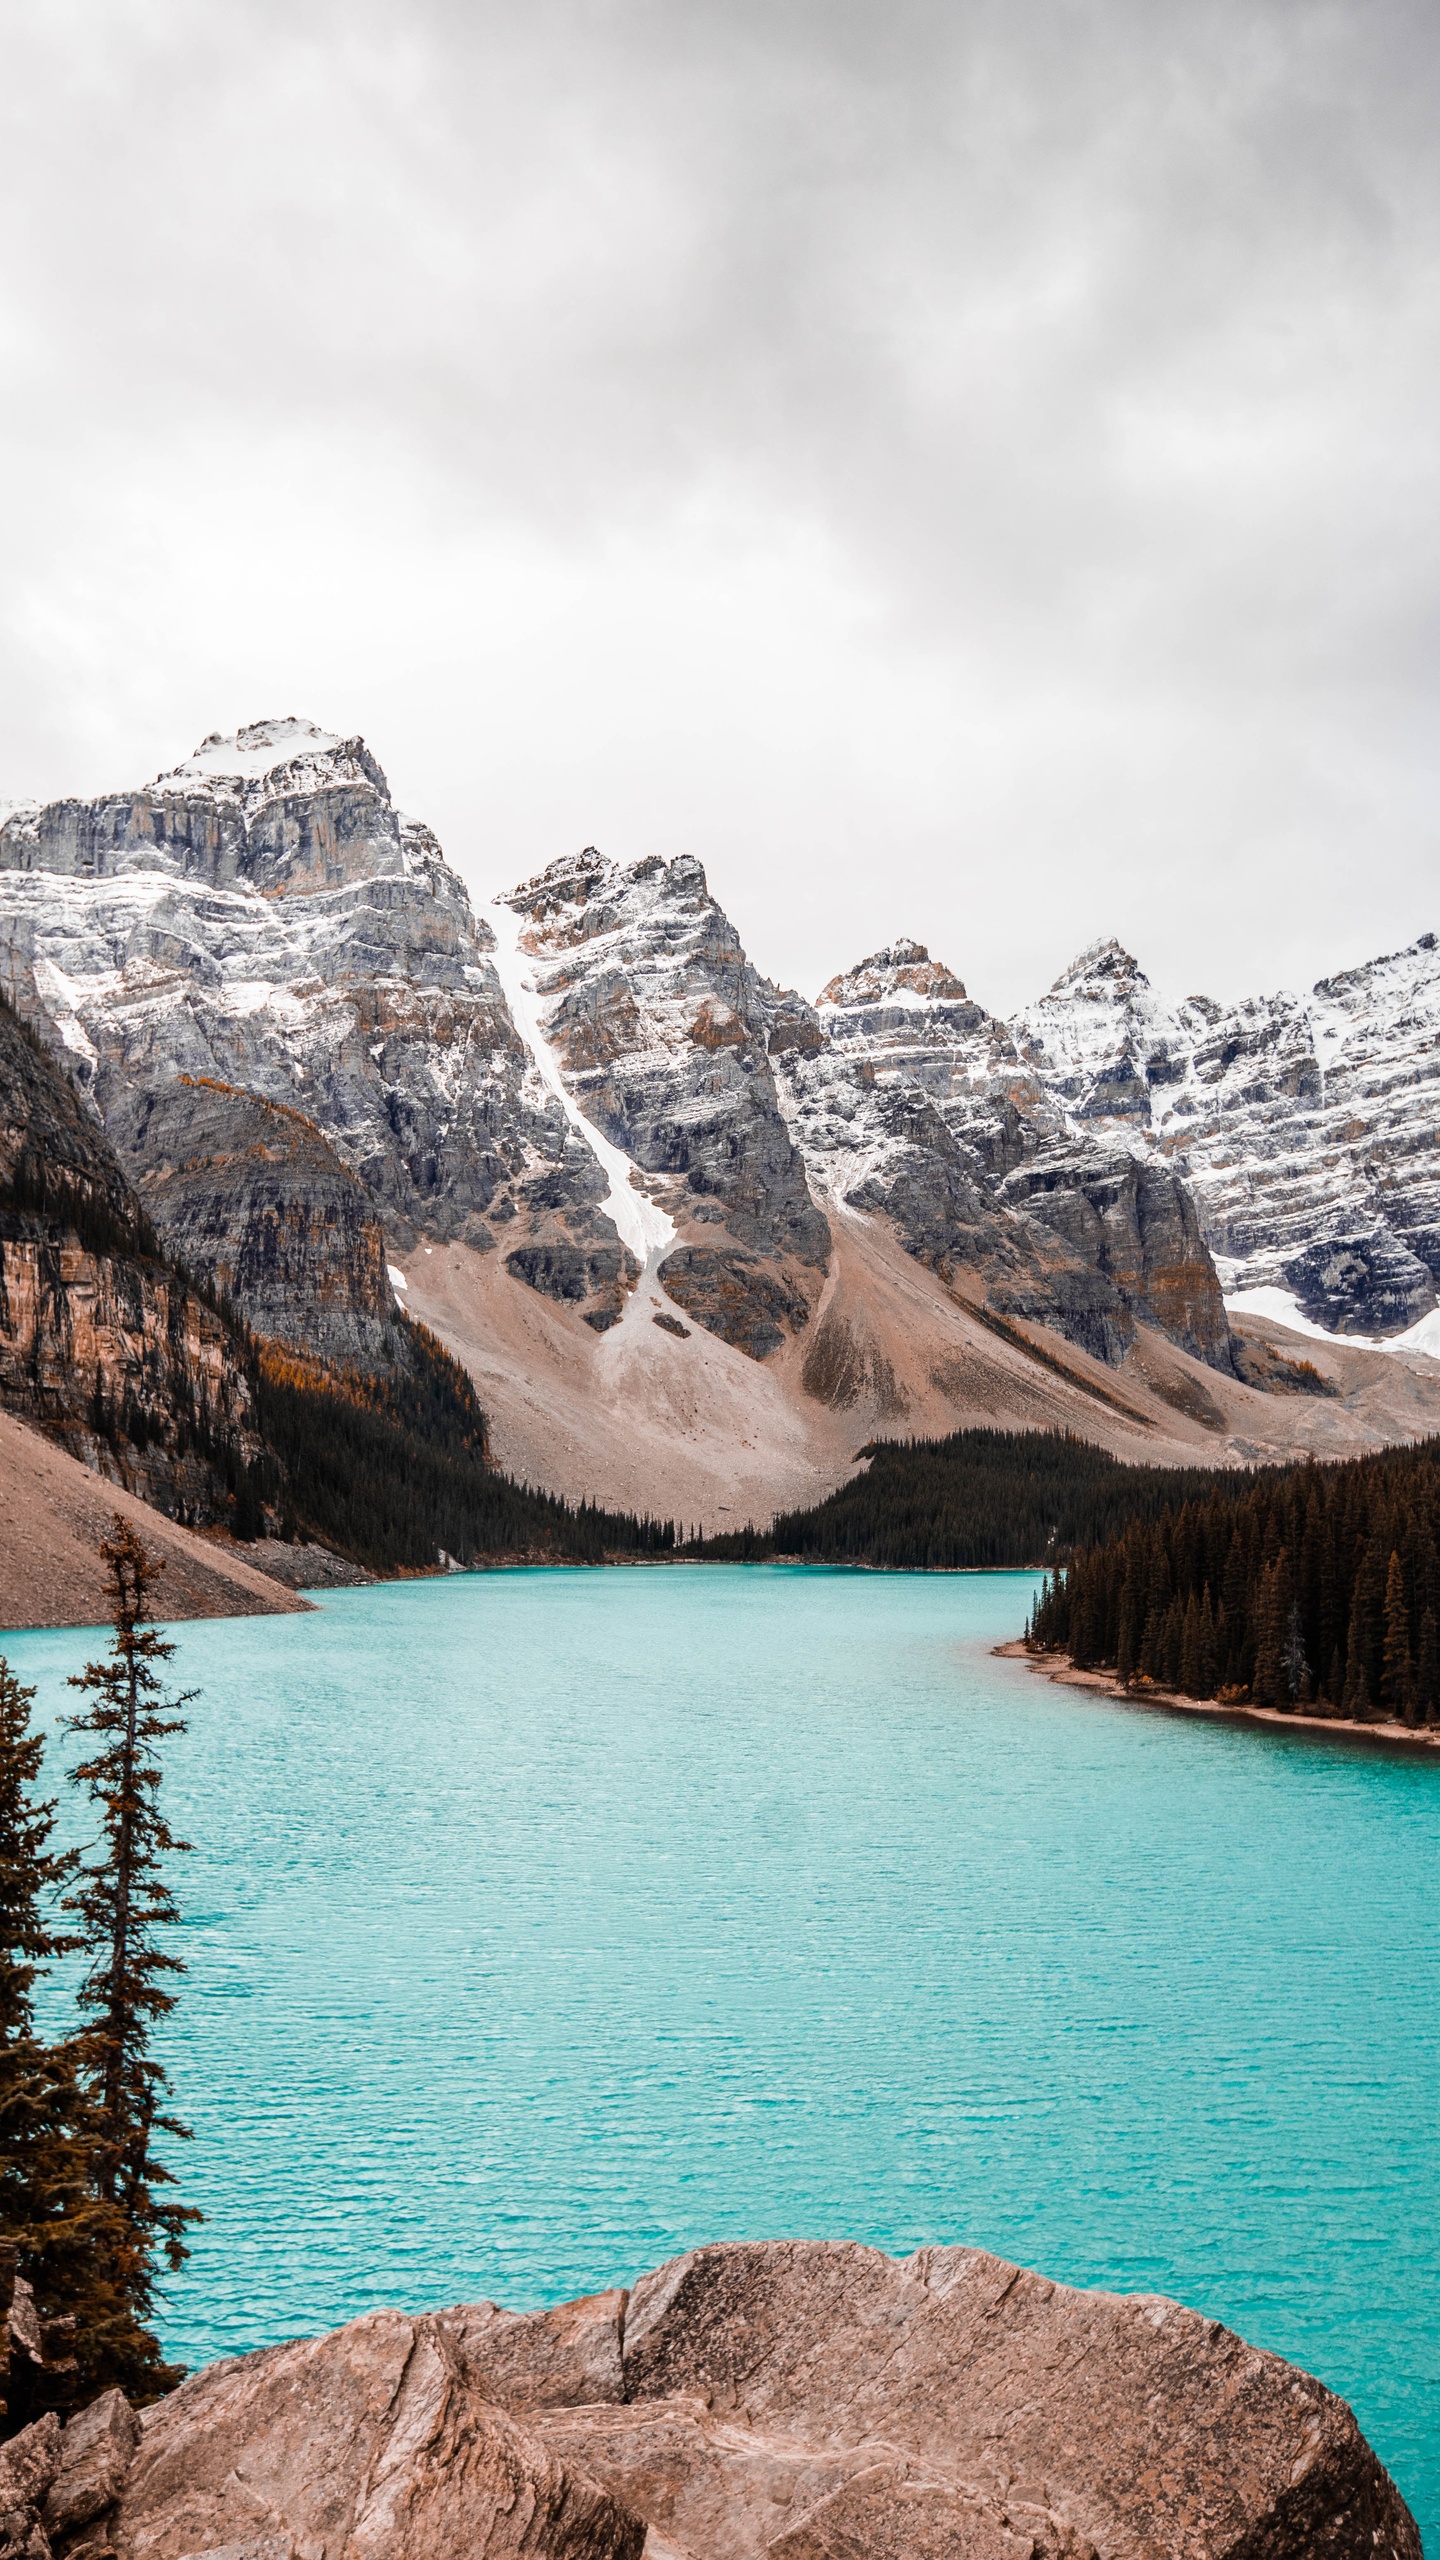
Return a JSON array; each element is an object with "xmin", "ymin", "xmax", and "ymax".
[
  {"xmin": 478, "ymin": 898, "xmax": 676, "ymax": 1282},
  {"xmin": 162, "ymin": 717, "xmax": 344, "ymax": 784},
  {"xmin": 387, "ymin": 1264, "xmax": 409, "ymax": 1293},
  {"xmin": 1225, "ymin": 1285, "xmax": 1440, "ymax": 1362}
]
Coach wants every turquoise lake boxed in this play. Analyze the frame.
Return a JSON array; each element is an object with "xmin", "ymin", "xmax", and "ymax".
[{"xmin": 6, "ymin": 1565, "xmax": 1438, "ymax": 2545}]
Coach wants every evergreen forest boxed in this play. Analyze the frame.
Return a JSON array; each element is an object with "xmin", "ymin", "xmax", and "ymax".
[
  {"xmin": 253, "ymin": 1325, "xmax": 676, "ymax": 1569},
  {"xmin": 688, "ymin": 1429, "xmax": 1248, "ymax": 1569},
  {"xmin": 1026, "ymin": 1437, "xmax": 1440, "ymax": 1724}
]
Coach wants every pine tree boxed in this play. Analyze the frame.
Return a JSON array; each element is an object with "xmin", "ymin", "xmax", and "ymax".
[
  {"xmin": 1160, "ymin": 1592, "xmax": 1183, "ymax": 1689},
  {"xmin": 1, "ymin": 1656, "xmax": 83, "ymax": 2430},
  {"xmin": 1416, "ymin": 1609, "xmax": 1439, "ymax": 1725},
  {"xmin": 1252, "ymin": 1554, "xmax": 1287, "ymax": 1707},
  {"xmin": 1179, "ymin": 1591, "xmax": 1201, "ymax": 1696},
  {"xmin": 63, "ymin": 1521, "xmax": 201, "ymax": 2397},
  {"xmin": 1380, "ymin": 1549, "xmax": 1414, "ymax": 1721},
  {"xmin": 1116, "ymin": 1566, "xmax": 1140, "ymax": 1687},
  {"xmin": 1196, "ymin": 1585, "xmax": 1218, "ymax": 1699},
  {"xmin": 0, "ymin": 1659, "xmax": 149, "ymax": 2428}
]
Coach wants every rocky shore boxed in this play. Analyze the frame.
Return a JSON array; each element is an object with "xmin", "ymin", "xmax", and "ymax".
[
  {"xmin": 1, "ymin": 2239, "xmax": 1419, "ymax": 2558},
  {"xmin": 997, "ymin": 1640, "xmax": 1440, "ymax": 1752}
]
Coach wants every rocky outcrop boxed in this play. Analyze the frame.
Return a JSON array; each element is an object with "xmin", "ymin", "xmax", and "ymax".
[
  {"xmin": 0, "ymin": 721, "xmax": 565, "ymax": 1252},
  {"xmin": 0, "ymin": 995, "xmax": 264, "ymax": 1524},
  {"xmin": 504, "ymin": 849, "xmax": 831, "ymax": 1357},
  {"xmin": 504, "ymin": 1242, "xmax": 640, "ymax": 1332},
  {"xmin": 111, "ymin": 1079, "xmax": 402, "ymax": 1367},
  {"xmin": 101, "ymin": 2316, "xmax": 642, "ymax": 2560},
  {"xmin": 998, "ymin": 1152, "xmax": 1233, "ymax": 1368},
  {"xmin": 1013, "ymin": 933, "xmax": 1440, "ymax": 1336},
  {"xmin": 778, "ymin": 944, "xmax": 1234, "ymax": 1372},
  {"xmin": 0, "ymin": 2240, "xmax": 1417, "ymax": 2559}
]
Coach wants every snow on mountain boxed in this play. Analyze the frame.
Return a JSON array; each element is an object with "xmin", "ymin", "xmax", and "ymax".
[
  {"xmin": 0, "ymin": 723, "xmax": 578, "ymax": 1295},
  {"xmin": 2, "ymin": 716, "xmax": 1434, "ymax": 1408},
  {"xmin": 499, "ymin": 845, "xmax": 828, "ymax": 1356},
  {"xmin": 1009, "ymin": 931, "xmax": 1440, "ymax": 1335},
  {"xmin": 778, "ymin": 939, "xmax": 1232, "ymax": 1371},
  {"xmin": 480, "ymin": 890, "xmax": 676, "ymax": 1323},
  {"xmin": 162, "ymin": 715, "xmax": 347, "ymax": 787}
]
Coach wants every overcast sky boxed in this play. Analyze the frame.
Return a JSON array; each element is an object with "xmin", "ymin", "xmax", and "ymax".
[{"xmin": 1, "ymin": 0, "xmax": 1436, "ymax": 1013}]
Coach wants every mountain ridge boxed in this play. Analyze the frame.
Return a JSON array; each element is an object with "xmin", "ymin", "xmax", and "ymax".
[{"xmin": 3, "ymin": 719, "xmax": 1438, "ymax": 1531}]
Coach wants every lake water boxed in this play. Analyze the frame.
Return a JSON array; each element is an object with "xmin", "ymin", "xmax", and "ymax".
[{"xmin": 7, "ymin": 1566, "xmax": 1438, "ymax": 2545}]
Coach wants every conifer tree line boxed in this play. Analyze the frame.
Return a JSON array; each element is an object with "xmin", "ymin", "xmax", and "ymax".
[
  {"xmin": 1027, "ymin": 1437, "xmax": 1440, "ymax": 1724},
  {"xmin": 1, "ymin": 1523, "xmax": 196, "ymax": 2436},
  {"xmin": 686, "ymin": 1429, "xmax": 1247, "ymax": 1570}
]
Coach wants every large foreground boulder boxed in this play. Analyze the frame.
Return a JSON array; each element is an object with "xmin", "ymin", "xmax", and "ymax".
[{"xmin": 6, "ymin": 2241, "xmax": 1419, "ymax": 2559}]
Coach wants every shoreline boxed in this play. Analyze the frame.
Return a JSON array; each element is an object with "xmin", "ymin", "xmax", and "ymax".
[{"xmin": 994, "ymin": 1639, "xmax": 1440, "ymax": 1756}]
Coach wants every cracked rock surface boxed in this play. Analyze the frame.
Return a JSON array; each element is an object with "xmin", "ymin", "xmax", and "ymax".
[{"xmin": 8, "ymin": 2239, "xmax": 1415, "ymax": 2560}]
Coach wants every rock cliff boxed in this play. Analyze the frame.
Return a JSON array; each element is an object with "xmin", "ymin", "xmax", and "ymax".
[
  {"xmin": 0, "ymin": 2241, "xmax": 1418, "ymax": 2558},
  {"xmin": 112, "ymin": 1078, "xmax": 402, "ymax": 1369},
  {"xmin": 4, "ymin": 715, "xmax": 1440, "ymax": 1531},
  {"xmin": 502, "ymin": 848, "xmax": 831, "ymax": 1355},
  {"xmin": 0, "ymin": 993, "xmax": 264, "ymax": 1526},
  {"xmin": 0, "ymin": 718, "xmax": 566, "ymax": 1261},
  {"xmin": 1013, "ymin": 934, "xmax": 1440, "ymax": 1335},
  {"xmin": 776, "ymin": 944, "xmax": 1233, "ymax": 1370}
]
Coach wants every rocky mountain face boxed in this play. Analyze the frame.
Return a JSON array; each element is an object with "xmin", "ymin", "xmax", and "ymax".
[
  {"xmin": 778, "ymin": 939, "xmax": 1235, "ymax": 1371},
  {"xmin": 0, "ymin": 2240, "xmax": 1417, "ymax": 2558},
  {"xmin": 0, "ymin": 717, "xmax": 567, "ymax": 1258},
  {"xmin": 3, "ymin": 716, "xmax": 1437, "ymax": 1533},
  {"xmin": 0, "ymin": 994, "xmax": 263, "ymax": 1524},
  {"xmin": 113, "ymin": 1077, "xmax": 402, "ymax": 1368},
  {"xmin": 502, "ymin": 847, "xmax": 830, "ymax": 1354},
  {"xmin": 1013, "ymin": 934, "xmax": 1440, "ymax": 1335}
]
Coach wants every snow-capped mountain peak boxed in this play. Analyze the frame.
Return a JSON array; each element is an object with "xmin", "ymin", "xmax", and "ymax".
[
  {"xmin": 1044, "ymin": 936, "xmax": 1151, "ymax": 999},
  {"xmin": 816, "ymin": 940, "xmax": 970, "ymax": 1009},
  {"xmin": 153, "ymin": 717, "xmax": 390, "ymax": 821},
  {"xmin": 165, "ymin": 715, "xmax": 344, "ymax": 780}
]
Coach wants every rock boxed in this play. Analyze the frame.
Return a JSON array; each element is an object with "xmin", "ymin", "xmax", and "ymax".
[
  {"xmin": 778, "ymin": 942, "xmax": 1232, "ymax": 1371},
  {"xmin": 599, "ymin": 2240, "xmax": 1418, "ymax": 2560},
  {"xmin": 441, "ymin": 2289, "xmax": 628, "ymax": 2412},
  {"xmin": 999, "ymin": 1152, "xmax": 1233, "ymax": 1370},
  {"xmin": 505, "ymin": 1242, "xmax": 639, "ymax": 1325},
  {"xmin": 0, "ymin": 995, "xmax": 265, "ymax": 1526},
  {"xmin": 504, "ymin": 848, "xmax": 831, "ymax": 1355},
  {"xmin": 1012, "ymin": 932, "xmax": 1440, "ymax": 1337},
  {"xmin": 0, "ymin": 723, "xmax": 560, "ymax": 1256},
  {"xmin": 93, "ymin": 2243, "xmax": 1419, "ymax": 2560},
  {"xmin": 44, "ymin": 2391, "xmax": 141, "ymax": 2535},
  {"xmin": 0, "ymin": 2412, "xmax": 61, "ymax": 2560},
  {"xmin": 1282, "ymin": 1228, "xmax": 1436, "ymax": 1337},
  {"xmin": 659, "ymin": 1245, "xmax": 813, "ymax": 1360},
  {"xmin": 6, "ymin": 2283, "xmax": 43, "ymax": 2370},
  {"xmin": 108, "ymin": 2310, "xmax": 643, "ymax": 2560},
  {"xmin": 112, "ymin": 1080, "xmax": 402, "ymax": 1367}
]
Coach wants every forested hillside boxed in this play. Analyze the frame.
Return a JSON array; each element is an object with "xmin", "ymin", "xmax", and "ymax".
[
  {"xmin": 689, "ymin": 1430, "xmax": 1247, "ymax": 1569},
  {"xmin": 256, "ymin": 1325, "xmax": 675, "ymax": 1569},
  {"xmin": 1027, "ymin": 1439, "xmax": 1440, "ymax": 1724},
  {"xmin": 2, "ymin": 989, "xmax": 675, "ymax": 1574}
]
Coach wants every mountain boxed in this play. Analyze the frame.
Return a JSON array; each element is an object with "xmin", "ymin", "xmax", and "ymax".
[
  {"xmin": 0, "ymin": 987, "xmax": 265, "ymax": 1527},
  {"xmin": 1013, "ymin": 933, "xmax": 1440, "ymax": 1334},
  {"xmin": 0, "ymin": 716, "xmax": 541, "ymax": 1252},
  {"xmin": 4, "ymin": 719, "xmax": 1439, "ymax": 1532},
  {"xmin": 0, "ymin": 974, "xmax": 685, "ymax": 1609},
  {"xmin": 781, "ymin": 938, "xmax": 1231, "ymax": 1370}
]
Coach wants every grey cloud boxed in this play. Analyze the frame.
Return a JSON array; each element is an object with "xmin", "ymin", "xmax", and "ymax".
[{"xmin": 1, "ymin": 0, "xmax": 1437, "ymax": 1010}]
